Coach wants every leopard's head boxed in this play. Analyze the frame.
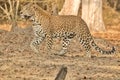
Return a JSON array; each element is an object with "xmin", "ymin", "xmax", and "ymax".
[{"xmin": 20, "ymin": 3, "xmax": 35, "ymax": 21}]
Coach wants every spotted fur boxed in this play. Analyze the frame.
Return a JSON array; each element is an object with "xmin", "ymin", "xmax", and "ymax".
[{"xmin": 20, "ymin": 3, "xmax": 115, "ymax": 57}]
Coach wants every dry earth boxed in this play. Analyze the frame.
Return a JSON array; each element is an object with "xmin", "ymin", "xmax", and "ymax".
[{"xmin": 0, "ymin": 25, "xmax": 120, "ymax": 80}]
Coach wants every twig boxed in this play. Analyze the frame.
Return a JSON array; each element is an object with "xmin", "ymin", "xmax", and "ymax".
[{"xmin": 55, "ymin": 66, "xmax": 67, "ymax": 80}]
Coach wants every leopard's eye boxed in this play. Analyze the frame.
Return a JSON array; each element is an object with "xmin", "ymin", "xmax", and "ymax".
[
  {"xmin": 24, "ymin": 15, "xmax": 31, "ymax": 19},
  {"xmin": 20, "ymin": 11, "xmax": 23, "ymax": 14}
]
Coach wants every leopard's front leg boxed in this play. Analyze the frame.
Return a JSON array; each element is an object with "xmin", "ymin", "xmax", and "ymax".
[
  {"xmin": 30, "ymin": 36, "xmax": 45, "ymax": 53},
  {"xmin": 30, "ymin": 23, "xmax": 46, "ymax": 53}
]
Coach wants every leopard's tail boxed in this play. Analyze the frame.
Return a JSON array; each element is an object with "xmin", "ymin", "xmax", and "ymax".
[{"xmin": 91, "ymin": 40, "xmax": 115, "ymax": 54}]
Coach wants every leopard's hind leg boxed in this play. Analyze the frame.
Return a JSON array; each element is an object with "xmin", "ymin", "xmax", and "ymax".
[
  {"xmin": 79, "ymin": 38, "xmax": 92, "ymax": 58},
  {"xmin": 83, "ymin": 44, "xmax": 92, "ymax": 58}
]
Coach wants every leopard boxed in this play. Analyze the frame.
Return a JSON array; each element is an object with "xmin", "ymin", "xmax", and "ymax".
[{"xmin": 20, "ymin": 3, "xmax": 115, "ymax": 57}]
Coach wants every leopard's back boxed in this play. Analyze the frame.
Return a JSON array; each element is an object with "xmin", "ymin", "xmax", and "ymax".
[{"xmin": 50, "ymin": 16, "xmax": 87, "ymax": 31}]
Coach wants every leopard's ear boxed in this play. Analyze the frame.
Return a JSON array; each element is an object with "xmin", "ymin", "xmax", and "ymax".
[{"xmin": 33, "ymin": 4, "xmax": 39, "ymax": 10}]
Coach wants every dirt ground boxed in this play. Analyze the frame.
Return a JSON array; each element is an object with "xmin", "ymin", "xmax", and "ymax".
[{"xmin": 0, "ymin": 25, "xmax": 120, "ymax": 80}]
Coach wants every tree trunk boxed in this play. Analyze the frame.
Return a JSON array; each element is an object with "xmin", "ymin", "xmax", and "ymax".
[
  {"xmin": 59, "ymin": 0, "xmax": 81, "ymax": 15},
  {"xmin": 116, "ymin": 0, "xmax": 120, "ymax": 11},
  {"xmin": 107, "ymin": 0, "xmax": 115, "ymax": 8},
  {"xmin": 82, "ymin": 0, "xmax": 106, "ymax": 32}
]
